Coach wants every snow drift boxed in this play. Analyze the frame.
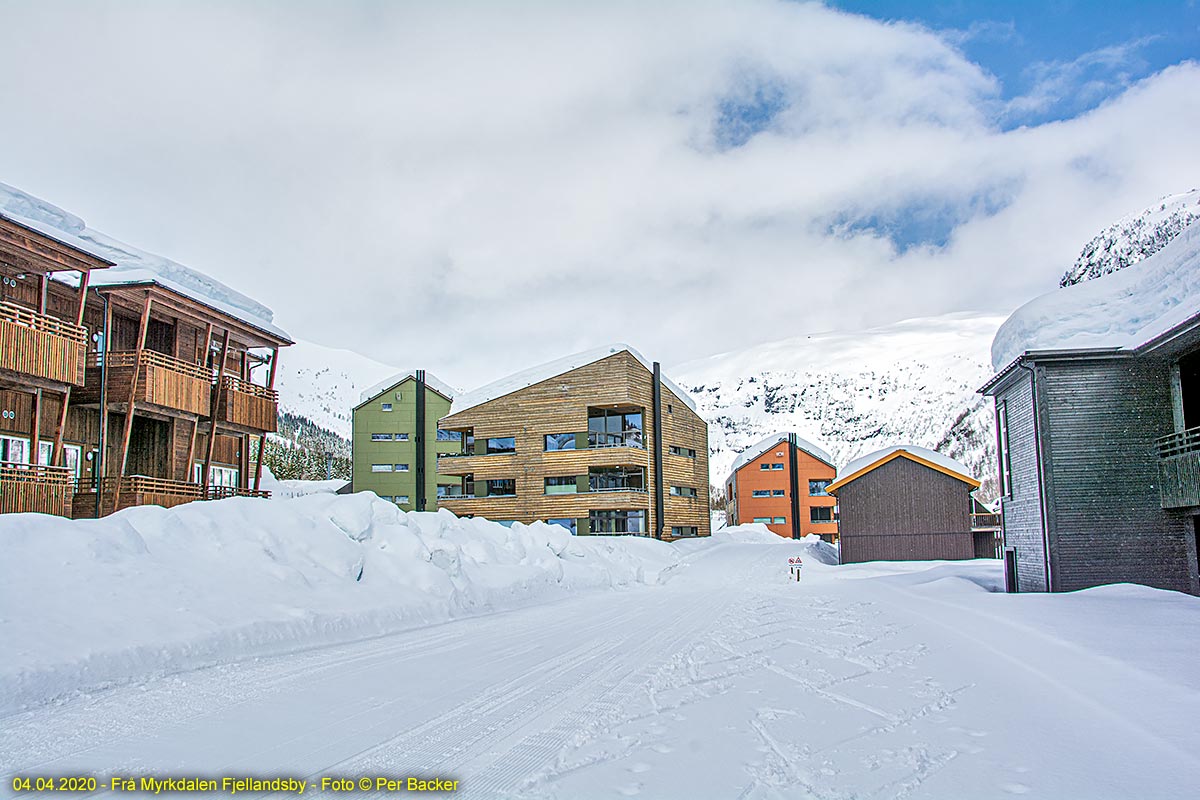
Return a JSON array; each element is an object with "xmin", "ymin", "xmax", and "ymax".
[{"xmin": 0, "ymin": 494, "xmax": 679, "ymax": 713}]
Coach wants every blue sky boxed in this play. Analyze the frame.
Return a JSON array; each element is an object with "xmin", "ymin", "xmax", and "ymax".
[{"xmin": 833, "ymin": 0, "xmax": 1200, "ymax": 125}]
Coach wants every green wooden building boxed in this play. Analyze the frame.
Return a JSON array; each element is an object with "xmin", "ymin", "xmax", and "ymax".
[{"xmin": 351, "ymin": 370, "xmax": 458, "ymax": 511}]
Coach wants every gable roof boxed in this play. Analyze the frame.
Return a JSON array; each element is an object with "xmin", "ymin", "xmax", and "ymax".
[
  {"xmin": 447, "ymin": 343, "xmax": 697, "ymax": 416},
  {"xmin": 727, "ymin": 433, "xmax": 834, "ymax": 483},
  {"xmin": 0, "ymin": 181, "xmax": 291, "ymax": 343},
  {"xmin": 826, "ymin": 445, "xmax": 978, "ymax": 495},
  {"xmin": 355, "ymin": 370, "xmax": 457, "ymax": 409}
]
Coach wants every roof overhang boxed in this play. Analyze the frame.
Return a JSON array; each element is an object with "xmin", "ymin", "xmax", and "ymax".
[
  {"xmin": 0, "ymin": 213, "xmax": 115, "ymax": 275},
  {"xmin": 96, "ymin": 282, "xmax": 293, "ymax": 348},
  {"xmin": 826, "ymin": 449, "xmax": 980, "ymax": 496}
]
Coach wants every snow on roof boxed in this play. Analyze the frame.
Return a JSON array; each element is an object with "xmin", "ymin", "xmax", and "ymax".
[
  {"xmin": 448, "ymin": 343, "xmax": 697, "ymax": 417},
  {"xmin": 728, "ymin": 433, "xmax": 834, "ymax": 479},
  {"xmin": 0, "ymin": 182, "xmax": 291, "ymax": 343},
  {"xmin": 991, "ymin": 219, "xmax": 1200, "ymax": 372},
  {"xmin": 835, "ymin": 445, "xmax": 975, "ymax": 485},
  {"xmin": 358, "ymin": 370, "xmax": 458, "ymax": 405}
]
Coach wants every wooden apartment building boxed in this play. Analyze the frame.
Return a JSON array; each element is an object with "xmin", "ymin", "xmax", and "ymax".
[
  {"xmin": 436, "ymin": 345, "xmax": 710, "ymax": 539},
  {"xmin": 0, "ymin": 190, "xmax": 291, "ymax": 519}
]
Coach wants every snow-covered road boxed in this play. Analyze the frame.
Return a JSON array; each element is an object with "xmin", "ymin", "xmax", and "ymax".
[{"xmin": 4, "ymin": 539, "xmax": 1199, "ymax": 799}]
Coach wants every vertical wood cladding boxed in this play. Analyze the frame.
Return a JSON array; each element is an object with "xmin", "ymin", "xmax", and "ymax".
[
  {"xmin": 437, "ymin": 351, "xmax": 710, "ymax": 538},
  {"xmin": 837, "ymin": 457, "xmax": 974, "ymax": 564},
  {"xmin": 994, "ymin": 371, "xmax": 1050, "ymax": 592}
]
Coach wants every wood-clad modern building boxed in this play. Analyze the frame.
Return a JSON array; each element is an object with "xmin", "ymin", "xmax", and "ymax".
[
  {"xmin": 436, "ymin": 345, "xmax": 710, "ymax": 539},
  {"xmin": 982, "ymin": 317, "xmax": 1200, "ymax": 595},
  {"xmin": 0, "ymin": 185, "xmax": 292, "ymax": 519},
  {"xmin": 724, "ymin": 433, "xmax": 838, "ymax": 541},
  {"xmin": 826, "ymin": 445, "xmax": 981, "ymax": 564}
]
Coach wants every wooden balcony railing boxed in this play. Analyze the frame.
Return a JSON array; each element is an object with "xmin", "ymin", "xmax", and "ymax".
[
  {"xmin": 971, "ymin": 512, "xmax": 1003, "ymax": 530},
  {"xmin": 0, "ymin": 463, "xmax": 73, "ymax": 516},
  {"xmin": 0, "ymin": 301, "xmax": 88, "ymax": 386},
  {"xmin": 216, "ymin": 374, "xmax": 278, "ymax": 433},
  {"xmin": 92, "ymin": 351, "xmax": 212, "ymax": 416},
  {"xmin": 206, "ymin": 485, "xmax": 271, "ymax": 500},
  {"xmin": 1156, "ymin": 425, "xmax": 1200, "ymax": 509}
]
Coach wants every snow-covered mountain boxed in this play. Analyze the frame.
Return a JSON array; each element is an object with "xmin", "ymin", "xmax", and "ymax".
[
  {"xmin": 275, "ymin": 340, "xmax": 400, "ymax": 439},
  {"xmin": 670, "ymin": 313, "xmax": 1003, "ymax": 499},
  {"xmin": 1060, "ymin": 189, "xmax": 1200, "ymax": 287}
]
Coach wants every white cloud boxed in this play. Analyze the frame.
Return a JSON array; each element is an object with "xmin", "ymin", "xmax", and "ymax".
[{"xmin": 0, "ymin": 0, "xmax": 1196, "ymax": 388}]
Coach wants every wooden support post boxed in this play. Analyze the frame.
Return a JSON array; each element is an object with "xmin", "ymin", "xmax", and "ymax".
[
  {"xmin": 51, "ymin": 387, "xmax": 71, "ymax": 467},
  {"xmin": 202, "ymin": 330, "xmax": 231, "ymax": 492},
  {"xmin": 75, "ymin": 270, "xmax": 90, "ymax": 327},
  {"xmin": 112, "ymin": 292, "xmax": 152, "ymax": 511},
  {"xmin": 252, "ymin": 346, "xmax": 278, "ymax": 494},
  {"xmin": 200, "ymin": 322, "xmax": 214, "ymax": 368},
  {"xmin": 31, "ymin": 389, "xmax": 42, "ymax": 465},
  {"xmin": 183, "ymin": 417, "xmax": 199, "ymax": 483},
  {"xmin": 37, "ymin": 273, "xmax": 47, "ymax": 314}
]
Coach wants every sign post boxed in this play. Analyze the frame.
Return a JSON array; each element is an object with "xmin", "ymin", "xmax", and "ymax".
[{"xmin": 788, "ymin": 556, "xmax": 803, "ymax": 582}]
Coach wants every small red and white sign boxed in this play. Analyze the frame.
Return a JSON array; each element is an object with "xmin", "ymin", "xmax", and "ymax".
[{"xmin": 788, "ymin": 556, "xmax": 803, "ymax": 566}]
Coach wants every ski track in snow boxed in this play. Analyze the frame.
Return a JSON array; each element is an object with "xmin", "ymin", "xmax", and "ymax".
[{"xmin": 3, "ymin": 542, "xmax": 1198, "ymax": 799}]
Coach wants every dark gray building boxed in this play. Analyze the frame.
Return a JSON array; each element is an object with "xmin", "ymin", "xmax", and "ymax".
[
  {"xmin": 826, "ymin": 446, "xmax": 981, "ymax": 564},
  {"xmin": 981, "ymin": 313, "xmax": 1200, "ymax": 595}
]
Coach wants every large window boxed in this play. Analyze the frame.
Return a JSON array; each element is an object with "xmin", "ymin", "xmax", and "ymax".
[
  {"xmin": 809, "ymin": 480, "xmax": 831, "ymax": 496},
  {"xmin": 589, "ymin": 509, "xmax": 645, "ymax": 534},
  {"xmin": 998, "ymin": 400, "xmax": 1013, "ymax": 497},
  {"xmin": 545, "ymin": 433, "xmax": 577, "ymax": 451},
  {"xmin": 486, "ymin": 437, "xmax": 516, "ymax": 455},
  {"xmin": 486, "ymin": 478, "xmax": 516, "ymax": 497},
  {"xmin": 810, "ymin": 506, "xmax": 835, "ymax": 523},
  {"xmin": 545, "ymin": 476, "xmax": 578, "ymax": 495},
  {"xmin": 587, "ymin": 408, "xmax": 643, "ymax": 448},
  {"xmin": 437, "ymin": 429, "xmax": 462, "ymax": 442},
  {"xmin": 589, "ymin": 467, "xmax": 645, "ymax": 492}
]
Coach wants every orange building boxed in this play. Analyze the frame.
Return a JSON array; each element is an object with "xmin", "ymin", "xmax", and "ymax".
[{"xmin": 725, "ymin": 433, "xmax": 838, "ymax": 541}]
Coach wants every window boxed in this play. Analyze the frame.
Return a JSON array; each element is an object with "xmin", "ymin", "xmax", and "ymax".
[
  {"xmin": 486, "ymin": 478, "xmax": 516, "ymax": 497},
  {"xmin": 377, "ymin": 495, "xmax": 394, "ymax": 502},
  {"xmin": 206, "ymin": 465, "xmax": 239, "ymax": 488},
  {"xmin": 0, "ymin": 435, "xmax": 29, "ymax": 465},
  {"xmin": 998, "ymin": 400, "xmax": 1013, "ymax": 497},
  {"xmin": 669, "ymin": 445, "xmax": 696, "ymax": 458},
  {"xmin": 381, "ymin": 403, "xmax": 393, "ymax": 412},
  {"xmin": 772, "ymin": 489, "xmax": 785, "ymax": 497},
  {"xmin": 396, "ymin": 495, "xmax": 410, "ymax": 505},
  {"xmin": 811, "ymin": 506, "xmax": 835, "ymax": 523},
  {"xmin": 759, "ymin": 463, "xmax": 770, "ymax": 471},
  {"xmin": 587, "ymin": 408, "xmax": 644, "ymax": 448},
  {"xmin": 752, "ymin": 517, "xmax": 771, "ymax": 524},
  {"xmin": 671, "ymin": 486, "xmax": 697, "ymax": 498},
  {"xmin": 545, "ymin": 476, "xmax": 578, "ymax": 495},
  {"xmin": 771, "ymin": 463, "xmax": 784, "ymax": 471},
  {"xmin": 545, "ymin": 433, "xmax": 576, "ymax": 451},
  {"xmin": 751, "ymin": 490, "xmax": 770, "ymax": 498},
  {"xmin": 773, "ymin": 517, "xmax": 786, "ymax": 524},
  {"xmin": 589, "ymin": 509, "xmax": 645, "ymax": 534},
  {"xmin": 671, "ymin": 526, "xmax": 698, "ymax": 537},
  {"xmin": 395, "ymin": 433, "xmax": 410, "ymax": 442},
  {"xmin": 437, "ymin": 429, "xmax": 462, "ymax": 442},
  {"xmin": 486, "ymin": 437, "xmax": 516, "ymax": 454},
  {"xmin": 371, "ymin": 464, "xmax": 393, "ymax": 473},
  {"xmin": 809, "ymin": 480, "xmax": 831, "ymax": 496},
  {"xmin": 547, "ymin": 518, "xmax": 578, "ymax": 535},
  {"xmin": 371, "ymin": 433, "xmax": 393, "ymax": 441},
  {"xmin": 38, "ymin": 441, "xmax": 52, "ymax": 466},
  {"xmin": 589, "ymin": 467, "xmax": 644, "ymax": 492},
  {"xmin": 395, "ymin": 464, "xmax": 410, "ymax": 472}
]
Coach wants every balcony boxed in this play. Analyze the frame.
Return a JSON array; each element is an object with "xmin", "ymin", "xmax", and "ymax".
[
  {"xmin": 87, "ymin": 351, "xmax": 212, "ymax": 417},
  {"xmin": 73, "ymin": 475, "xmax": 205, "ymax": 518},
  {"xmin": 970, "ymin": 512, "xmax": 1003, "ymax": 531},
  {"xmin": 1156, "ymin": 426, "xmax": 1200, "ymax": 509},
  {"xmin": 215, "ymin": 375, "xmax": 278, "ymax": 433},
  {"xmin": 587, "ymin": 431, "xmax": 644, "ymax": 450},
  {"xmin": 0, "ymin": 463, "xmax": 73, "ymax": 516},
  {"xmin": 0, "ymin": 301, "xmax": 88, "ymax": 386}
]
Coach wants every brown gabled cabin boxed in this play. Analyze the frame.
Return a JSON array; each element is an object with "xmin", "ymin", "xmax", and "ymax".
[{"xmin": 0, "ymin": 206, "xmax": 291, "ymax": 520}]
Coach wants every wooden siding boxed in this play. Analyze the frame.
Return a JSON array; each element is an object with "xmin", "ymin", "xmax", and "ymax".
[
  {"xmin": 0, "ymin": 301, "xmax": 88, "ymax": 386},
  {"xmin": 81, "ymin": 351, "xmax": 212, "ymax": 417},
  {"xmin": 0, "ymin": 464, "xmax": 72, "ymax": 515},
  {"xmin": 216, "ymin": 376, "xmax": 278, "ymax": 433},
  {"xmin": 994, "ymin": 371, "xmax": 1050, "ymax": 592},
  {"xmin": 837, "ymin": 456, "xmax": 975, "ymax": 564},
  {"xmin": 72, "ymin": 476, "xmax": 203, "ymax": 518},
  {"xmin": 1039, "ymin": 358, "xmax": 1197, "ymax": 594},
  {"xmin": 437, "ymin": 351, "xmax": 709, "ymax": 538}
]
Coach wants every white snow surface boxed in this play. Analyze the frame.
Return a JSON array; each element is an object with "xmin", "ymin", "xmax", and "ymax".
[
  {"xmin": 992, "ymin": 219, "xmax": 1200, "ymax": 371},
  {"xmin": 836, "ymin": 443, "xmax": 976, "ymax": 483},
  {"xmin": 0, "ymin": 182, "xmax": 289, "ymax": 341},
  {"xmin": 673, "ymin": 312, "xmax": 1002, "ymax": 493},
  {"xmin": 727, "ymin": 432, "xmax": 834, "ymax": 480},
  {"xmin": 450, "ymin": 342, "xmax": 698, "ymax": 416},
  {"xmin": 4, "ymin": 520, "xmax": 1198, "ymax": 798},
  {"xmin": 358, "ymin": 370, "xmax": 458, "ymax": 405},
  {"xmin": 0, "ymin": 495, "xmax": 678, "ymax": 714}
]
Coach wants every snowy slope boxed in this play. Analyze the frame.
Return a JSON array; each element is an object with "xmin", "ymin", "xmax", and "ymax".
[
  {"xmin": 672, "ymin": 312, "xmax": 1002, "ymax": 497},
  {"xmin": 1060, "ymin": 189, "xmax": 1200, "ymax": 287},
  {"xmin": 274, "ymin": 339, "xmax": 402, "ymax": 438}
]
